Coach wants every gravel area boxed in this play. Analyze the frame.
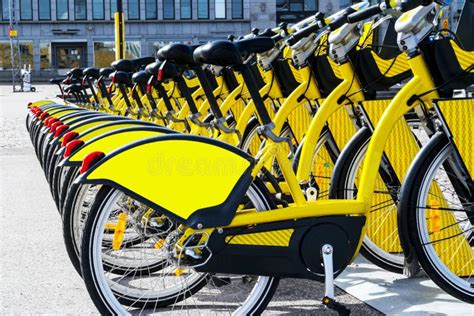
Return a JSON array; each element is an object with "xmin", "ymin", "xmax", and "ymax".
[{"xmin": 0, "ymin": 84, "xmax": 382, "ymax": 315}]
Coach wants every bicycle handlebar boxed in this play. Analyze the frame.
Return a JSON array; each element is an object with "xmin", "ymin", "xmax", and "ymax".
[
  {"xmin": 398, "ymin": 0, "xmax": 435, "ymax": 11},
  {"xmin": 340, "ymin": 0, "xmax": 434, "ymax": 26},
  {"xmin": 286, "ymin": 12, "xmax": 325, "ymax": 46},
  {"xmin": 327, "ymin": 6, "xmax": 358, "ymax": 29},
  {"xmin": 346, "ymin": 4, "xmax": 382, "ymax": 24},
  {"xmin": 284, "ymin": 0, "xmax": 436, "ymax": 47}
]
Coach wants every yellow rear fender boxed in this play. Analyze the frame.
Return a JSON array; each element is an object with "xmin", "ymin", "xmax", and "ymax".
[
  {"xmin": 77, "ymin": 135, "xmax": 255, "ymax": 229},
  {"xmin": 60, "ymin": 125, "xmax": 176, "ymax": 167}
]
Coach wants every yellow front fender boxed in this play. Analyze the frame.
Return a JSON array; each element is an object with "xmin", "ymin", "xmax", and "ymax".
[{"xmin": 78, "ymin": 135, "xmax": 255, "ymax": 228}]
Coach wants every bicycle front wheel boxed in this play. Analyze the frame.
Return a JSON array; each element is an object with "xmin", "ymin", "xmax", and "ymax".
[{"xmin": 400, "ymin": 132, "xmax": 473, "ymax": 303}]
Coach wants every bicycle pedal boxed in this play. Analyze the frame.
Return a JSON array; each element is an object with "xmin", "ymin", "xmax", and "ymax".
[
  {"xmin": 210, "ymin": 276, "xmax": 231, "ymax": 287},
  {"xmin": 322, "ymin": 296, "xmax": 350, "ymax": 315}
]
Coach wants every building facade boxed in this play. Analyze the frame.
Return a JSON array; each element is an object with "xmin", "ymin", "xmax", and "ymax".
[
  {"xmin": 0, "ymin": 0, "xmax": 467, "ymax": 81},
  {"xmin": 0, "ymin": 0, "xmax": 283, "ymax": 80}
]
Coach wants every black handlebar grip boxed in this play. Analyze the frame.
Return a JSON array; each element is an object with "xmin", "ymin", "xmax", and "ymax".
[
  {"xmin": 271, "ymin": 33, "xmax": 283, "ymax": 42},
  {"xmin": 286, "ymin": 23, "xmax": 320, "ymax": 46},
  {"xmin": 328, "ymin": 15, "xmax": 348, "ymax": 30},
  {"xmin": 328, "ymin": 5, "xmax": 359, "ymax": 30},
  {"xmin": 400, "ymin": 0, "xmax": 431, "ymax": 12},
  {"xmin": 346, "ymin": 4, "xmax": 382, "ymax": 24}
]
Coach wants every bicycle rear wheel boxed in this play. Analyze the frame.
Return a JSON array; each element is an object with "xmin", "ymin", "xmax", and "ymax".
[{"xmin": 80, "ymin": 182, "xmax": 280, "ymax": 314}]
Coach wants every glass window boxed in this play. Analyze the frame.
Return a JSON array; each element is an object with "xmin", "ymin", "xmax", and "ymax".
[
  {"xmin": 197, "ymin": 0, "xmax": 208, "ymax": 19},
  {"xmin": 21, "ymin": 42, "xmax": 34, "ymax": 67},
  {"xmin": 289, "ymin": 1, "xmax": 303, "ymax": 11},
  {"xmin": 163, "ymin": 0, "xmax": 174, "ymax": 19},
  {"xmin": 110, "ymin": 0, "xmax": 117, "ymax": 18},
  {"xmin": 38, "ymin": 0, "xmax": 51, "ymax": 20},
  {"xmin": 304, "ymin": 0, "xmax": 316, "ymax": 11},
  {"xmin": 40, "ymin": 42, "xmax": 51, "ymax": 69},
  {"xmin": 231, "ymin": 0, "xmax": 242, "ymax": 19},
  {"xmin": 92, "ymin": 0, "xmax": 104, "ymax": 19},
  {"xmin": 94, "ymin": 41, "xmax": 141, "ymax": 67},
  {"xmin": 0, "ymin": 42, "xmax": 9, "ymax": 69},
  {"xmin": 215, "ymin": 0, "xmax": 225, "ymax": 18},
  {"xmin": 126, "ymin": 41, "xmax": 141, "ymax": 58},
  {"xmin": 20, "ymin": 0, "xmax": 32, "ymax": 20},
  {"xmin": 56, "ymin": 0, "xmax": 69, "ymax": 20},
  {"xmin": 180, "ymin": 0, "xmax": 191, "ymax": 19},
  {"xmin": 1, "ymin": 0, "xmax": 8, "ymax": 21},
  {"xmin": 75, "ymin": 0, "xmax": 87, "ymax": 19},
  {"xmin": 94, "ymin": 42, "xmax": 115, "ymax": 67},
  {"xmin": 0, "ymin": 41, "xmax": 34, "ymax": 70},
  {"xmin": 127, "ymin": 0, "xmax": 139, "ymax": 19},
  {"xmin": 145, "ymin": 0, "xmax": 157, "ymax": 19}
]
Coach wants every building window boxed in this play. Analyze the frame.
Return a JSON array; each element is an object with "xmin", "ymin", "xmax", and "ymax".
[
  {"xmin": 231, "ymin": 0, "xmax": 242, "ymax": 19},
  {"xmin": 180, "ymin": 0, "xmax": 191, "ymax": 19},
  {"xmin": 197, "ymin": 0, "xmax": 208, "ymax": 19},
  {"xmin": 94, "ymin": 41, "xmax": 141, "ymax": 67},
  {"xmin": 127, "ymin": 0, "xmax": 139, "ymax": 19},
  {"xmin": 145, "ymin": 0, "xmax": 157, "ymax": 19},
  {"xmin": 110, "ymin": 0, "xmax": 116, "ymax": 18},
  {"xmin": 20, "ymin": 0, "xmax": 32, "ymax": 20},
  {"xmin": 94, "ymin": 42, "xmax": 115, "ymax": 67},
  {"xmin": 278, "ymin": 0, "xmax": 318, "ymax": 11},
  {"xmin": 38, "ymin": 0, "xmax": 51, "ymax": 20},
  {"xmin": 277, "ymin": 0, "xmax": 318, "ymax": 23},
  {"xmin": 1, "ymin": 0, "xmax": 8, "ymax": 21},
  {"xmin": 163, "ymin": 0, "xmax": 174, "ymax": 19},
  {"xmin": 0, "ymin": 41, "xmax": 33, "ymax": 70},
  {"xmin": 289, "ymin": 0, "xmax": 303, "ymax": 10},
  {"xmin": 56, "ymin": 0, "xmax": 68, "ymax": 20},
  {"xmin": 74, "ymin": 0, "xmax": 87, "ymax": 19},
  {"xmin": 0, "ymin": 42, "xmax": 9, "ymax": 69},
  {"xmin": 126, "ymin": 41, "xmax": 141, "ymax": 58},
  {"xmin": 304, "ymin": 0, "xmax": 316, "ymax": 10},
  {"xmin": 92, "ymin": 0, "xmax": 104, "ymax": 19},
  {"xmin": 215, "ymin": 0, "xmax": 225, "ymax": 19},
  {"xmin": 40, "ymin": 42, "xmax": 51, "ymax": 69}
]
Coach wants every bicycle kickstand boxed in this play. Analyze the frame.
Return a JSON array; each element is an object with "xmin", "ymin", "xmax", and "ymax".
[{"xmin": 321, "ymin": 244, "xmax": 350, "ymax": 316}]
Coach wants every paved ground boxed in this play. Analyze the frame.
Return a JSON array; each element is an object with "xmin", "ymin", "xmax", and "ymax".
[{"xmin": 0, "ymin": 84, "xmax": 381, "ymax": 315}]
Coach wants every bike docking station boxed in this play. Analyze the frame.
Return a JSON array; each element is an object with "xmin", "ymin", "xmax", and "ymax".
[{"xmin": 23, "ymin": 0, "xmax": 473, "ymax": 314}]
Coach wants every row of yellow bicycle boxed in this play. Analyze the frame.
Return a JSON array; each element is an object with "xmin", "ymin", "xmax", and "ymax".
[{"xmin": 26, "ymin": 0, "xmax": 472, "ymax": 313}]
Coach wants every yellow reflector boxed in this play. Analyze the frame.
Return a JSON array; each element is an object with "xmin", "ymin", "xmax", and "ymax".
[
  {"xmin": 104, "ymin": 223, "xmax": 117, "ymax": 231},
  {"xmin": 154, "ymin": 239, "xmax": 166, "ymax": 249},
  {"xmin": 112, "ymin": 212, "xmax": 127, "ymax": 251}
]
